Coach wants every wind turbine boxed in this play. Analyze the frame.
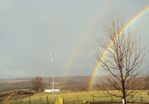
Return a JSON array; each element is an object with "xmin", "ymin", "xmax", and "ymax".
[{"xmin": 50, "ymin": 54, "xmax": 55, "ymax": 98}]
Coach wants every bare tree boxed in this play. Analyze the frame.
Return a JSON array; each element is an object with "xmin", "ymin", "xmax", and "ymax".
[
  {"xmin": 31, "ymin": 77, "xmax": 44, "ymax": 92},
  {"xmin": 95, "ymin": 18, "xmax": 144, "ymax": 104}
]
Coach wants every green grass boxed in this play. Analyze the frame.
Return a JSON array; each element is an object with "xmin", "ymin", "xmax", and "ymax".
[{"xmin": 10, "ymin": 90, "xmax": 149, "ymax": 104}]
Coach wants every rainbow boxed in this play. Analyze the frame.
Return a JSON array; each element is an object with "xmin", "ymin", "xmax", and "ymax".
[
  {"xmin": 89, "ymin": 6, "xmax": 149, "ymax": 90},
  {"xmin": 64, "ymin": 1, "xmax": 112, "ymax": 82}
]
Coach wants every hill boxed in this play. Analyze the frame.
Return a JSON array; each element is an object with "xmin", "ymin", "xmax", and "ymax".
[{"xmin": 0, "ymin": 76, "xmax": 91, "ymax": 93}]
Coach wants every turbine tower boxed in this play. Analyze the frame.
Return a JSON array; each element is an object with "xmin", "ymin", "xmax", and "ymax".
[{"xmin": 50, "ymin": 54, "xmax": 55, "ymax": 98}]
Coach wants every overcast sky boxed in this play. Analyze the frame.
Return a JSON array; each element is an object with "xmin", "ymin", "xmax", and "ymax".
[{"xmin": 0, "ymin": 0, "xmax": 149, "ymax": 78}]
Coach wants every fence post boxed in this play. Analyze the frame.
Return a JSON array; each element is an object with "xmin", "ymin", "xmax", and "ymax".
[
  {"xmin": 131, "ymin": 95, "xmax": 134, "ymax": 104},
  {"xmin": 62, "ymin": 96, "xmax": 64, "ymax": 102},
  {"xmin": 39, "ymin": 96, "xmax": 41, "ymax": 103},
  {"xmin": 77, "ymin": 95, "xmax": 79, "ymax": 102},
  {"xmin": 92, "ymin": 95, "xmax": 94, "ymax": 102},
  {"xmin": 29, "ymin": 96, "xmax": 31, "ymax": 104},
  {"xmin": 63, "ymin": 98, "xmax": 65, "ymax": 104},
  {"xmin": 140, "ymin": 96, "xmax": 143, "ymax": 104},
  {"xmin": 47, "ymin": 96, "xmax": 49, "ymax": 104},
  {"xmin": 111, "ymin": 96, "xmax": 113, "ymax": 102}
]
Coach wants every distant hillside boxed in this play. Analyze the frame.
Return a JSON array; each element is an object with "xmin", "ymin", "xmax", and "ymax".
[
  {"xmin": 0, "ymin": 76, "xmax": 91, "ymax": 93},
  {"xmin": 1, "ymin": 75, "xmax": 149, "ymax": 93}
]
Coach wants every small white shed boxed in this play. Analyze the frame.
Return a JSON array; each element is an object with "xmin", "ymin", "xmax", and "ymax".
[{"xmin": 44, "ymin": 89, "xmax": 60, "ymax": 93}]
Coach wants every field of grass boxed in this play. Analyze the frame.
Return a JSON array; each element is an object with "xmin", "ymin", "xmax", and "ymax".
[{"xmin": 7, "ymin": 90, "xmax": 149, "ymax": 104}]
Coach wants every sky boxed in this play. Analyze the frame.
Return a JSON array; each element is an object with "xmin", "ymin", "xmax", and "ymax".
[{"xmin": 0, "ymin": 0, "xmax": 149, "ymax": 79}]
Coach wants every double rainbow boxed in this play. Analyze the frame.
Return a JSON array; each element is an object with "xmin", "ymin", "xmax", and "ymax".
[
  {"xmin": 65, "ymin": 1, "xmax": 112, "ymax": 82},
  {"xmin": 88, "ymin": 7, "xmax": 149, "ymax": 90}
]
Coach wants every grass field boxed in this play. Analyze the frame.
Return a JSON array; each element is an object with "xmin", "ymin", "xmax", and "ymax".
[{"xmin": 7, "ymin": 90, "xmax": 149, "ymax": 104}]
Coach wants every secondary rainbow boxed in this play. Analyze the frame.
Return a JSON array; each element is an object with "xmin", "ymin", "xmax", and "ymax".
[
  {"xmin": 64, "ymin": 1, "xmax": 112, "ymax": 82},
  {"xmin": 89, "ymin": 6, "xmax": 149, "ymax": 90}
]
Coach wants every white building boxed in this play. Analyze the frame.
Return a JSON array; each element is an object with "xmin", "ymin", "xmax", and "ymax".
[{"xmin": 44, "ymin": 89, "xmax": 60, "ymax": 93}]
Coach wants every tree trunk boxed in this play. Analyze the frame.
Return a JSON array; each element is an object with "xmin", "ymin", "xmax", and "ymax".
[{"xmin": 122, "ymin": 79, "xmax": 126, "ymax": 104}]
